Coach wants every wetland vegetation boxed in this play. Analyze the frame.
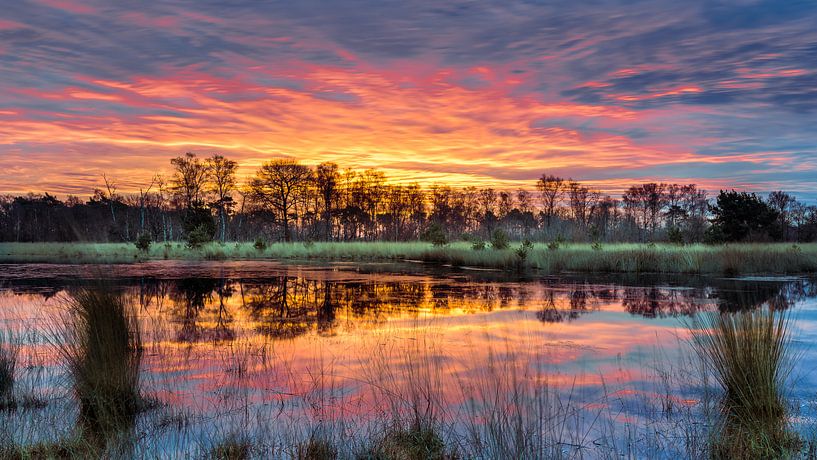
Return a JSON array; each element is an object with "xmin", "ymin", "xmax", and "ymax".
[{"xmin": 0, "ymin": 262, "xmax": 814, "ymax": 458}]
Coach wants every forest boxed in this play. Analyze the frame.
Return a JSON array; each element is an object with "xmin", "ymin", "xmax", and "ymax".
[{"xmin": 1, "ymin": 152, "xmax": 815, "ymax": 245}]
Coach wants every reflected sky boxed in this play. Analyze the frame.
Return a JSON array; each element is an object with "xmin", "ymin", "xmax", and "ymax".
[{"xmin": 0, "ymin": 262, "xmax": 815, "ymax": 456}]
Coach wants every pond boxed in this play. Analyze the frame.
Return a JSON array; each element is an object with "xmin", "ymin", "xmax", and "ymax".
[{"xmin": 0, "ymin": 261, "xmax": 815, "ymax": 458}]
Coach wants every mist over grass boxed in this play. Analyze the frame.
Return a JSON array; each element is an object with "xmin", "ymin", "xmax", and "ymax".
[{"xmin": 2, "ymin": 241, "xmax": 816, "ymax": 275}]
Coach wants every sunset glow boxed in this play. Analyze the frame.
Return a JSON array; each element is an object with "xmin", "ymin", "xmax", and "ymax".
[{"xmin": 1, "ymin": 1, "xmax": 816, "ymax": 197}]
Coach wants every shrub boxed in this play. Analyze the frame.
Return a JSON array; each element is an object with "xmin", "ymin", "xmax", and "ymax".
[
  {"xmin": 186, "ymin": 224, "xmax": 213, "ymax": 249},
  {"xmin": 547, "ymin": 241, "xmax": 559, "ymax": 251},
  {"xmin": 471, "ymin": 240, "xmax": 486, "ymax": 251},
  {"xmin": 666, "ymin": 227, "xmax": 684, "ymax": 245},
  {"xmin": 134, "ymin": 233, "xmax": 152, "ymax": 252},
  {"xmin": 515, "ymin": 240, "xmax": 533, "ymax": 265},
  {"xmin": 591, "ymin": 241, "xmax": 603, "ymax": 251},
  {"xmin": 253, "ymin": 238, "xmax": 267, "ymax": 251},
  {"xmin": 490, "ymin": 228, "xmax": 509, "ymax": 250},
  {"xmin": 421, "ymin": 223, "xmax": 448, "ymax": 247}
]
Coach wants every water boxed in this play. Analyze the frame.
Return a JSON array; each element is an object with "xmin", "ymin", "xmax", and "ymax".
[{"xmin": 1, "ymin": 261, "xmax": 815, "ymax": 458}]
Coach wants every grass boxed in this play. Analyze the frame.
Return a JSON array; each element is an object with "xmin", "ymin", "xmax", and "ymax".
[
  {"xmin": 1, "ymin": 241, "xmax": 817, "ymax": 275},
  {"xmin": 54, "ymin": 288, "xmax": 146, "ymax": 441},
  {"xmin": 0, "ymin": 330, "xmax": 19, "ymax": 411},
  {"xmin": 691, "ymin": 307, "xmax": 800, "ymax": 458},
  {"xmin": 207, "ymin": 433, "xmax": 254, "ymax": 460}
]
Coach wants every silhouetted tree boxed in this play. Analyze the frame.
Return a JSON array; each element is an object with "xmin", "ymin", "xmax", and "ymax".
[
  {"xmin": 709, "ymin": 190, "xmax": 779, "ymax": 242},
  {"xmin": 206, "ymin": 155, "xmax": 238, "ymax": 242},
  {"xmin": 248, "ymin": 159, "xmax": 314, "ymax": 241},
  {"xmin": 536, "ymin": 174, "xmax": 565, "ymax": 228}
]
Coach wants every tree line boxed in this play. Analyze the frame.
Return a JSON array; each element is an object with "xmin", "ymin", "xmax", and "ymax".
[{"xmin": 1, "ymin": 152, "xmax": 815, "ymax": 244}]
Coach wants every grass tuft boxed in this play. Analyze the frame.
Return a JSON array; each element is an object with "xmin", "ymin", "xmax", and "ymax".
[
  {"xmin": 0, "ymin": 330, "xmax": 19, "ymax": 411},
  {"xmin": 208, "ymin": 433, "xmax": 254, "ymax": 460},
  {"xmin": 56, "ymin": 288, "xmax": 145, "ymax": 439},
  {"xmin": 362, "ymin": 422, "xmax": 449, "ymax": 460},
  {"xmin": 691, "ymin": 307, "xmax": 800, "ymax": 458}
]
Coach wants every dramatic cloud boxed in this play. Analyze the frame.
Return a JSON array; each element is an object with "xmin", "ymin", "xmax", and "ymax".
[{"xmin": 1, "ymin": 0, "xmax": 816, "ymax": 199}]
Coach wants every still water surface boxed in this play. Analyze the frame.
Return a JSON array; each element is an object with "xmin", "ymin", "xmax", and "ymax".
[{"xmin": 1, "ymin": 261, "xmax": 815, "ymax": 457}]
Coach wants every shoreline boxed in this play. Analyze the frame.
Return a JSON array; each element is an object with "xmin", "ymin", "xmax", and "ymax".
[{"xmin": 1, "ymin": 241, "xmax": 816, "ymax": 276}]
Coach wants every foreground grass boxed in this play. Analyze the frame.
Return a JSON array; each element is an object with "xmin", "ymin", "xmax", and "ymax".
[
  {"xmin": 1, "ymin": 241, "xmax": 816, "ymax": 275},
  {"xmin": 691, "ymin": 308, "xmax": 799, "ymax": 459}
]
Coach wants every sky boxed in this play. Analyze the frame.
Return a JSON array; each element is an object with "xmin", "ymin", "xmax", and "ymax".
[{"xmin": 1, "ymin": 0, "xmax": 816, "ymax": 199}]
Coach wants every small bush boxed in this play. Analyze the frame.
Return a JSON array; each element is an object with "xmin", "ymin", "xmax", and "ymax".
[
  {"xmin": 547, "ymin": 235, "xmax": 563, "ymax": 251},
  {"xmin": 514, "ymin": 240, "xmax": 533, "ymax": 265},
  {"xmin": 303, "ymin": 239, "xmax": 315, "ymax": 249},
  {"xmin": 186, "ymin": 224, "xmax": 213, "ymax": 249},
  {"xmin": 134, "ymin": 233, "xmax": 152, "ymax": 252},
  {"xmin": 253, "ymin": 238, "xmax": 267, "ymax": 251},
  {"xmin": 490, "ymin": 228, "xmax": 509, "ymax": 250},
  {"xmin": 471, "ymin": 240, "xmax": 486, "ymax": 251},
  {"xmin": 667, "ymin": 227, "xmax": 684, "ymax": 245},
  {"xmin": 421, "ymin": 223, "xmax": 448, "ymax": 247},
  {"xmin": 591, "ymin": 241, "xmax": 603, "ymax": 251}
]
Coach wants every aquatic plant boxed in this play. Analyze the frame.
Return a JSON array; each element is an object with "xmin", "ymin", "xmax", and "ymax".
[
  {"xmin": 691, "ymin": 307, "xmax": 800, "ymax": 458},
  {"xmin": 56, "ymin": 288, "xmax": 145, "ymax": 439},
  {"xmin": 0, "ymin": 330, "xmax": 19, "ymax": 410},
  {"xmin": 207, "ymin": 433, "xmax": 254, "ymax": 460}
]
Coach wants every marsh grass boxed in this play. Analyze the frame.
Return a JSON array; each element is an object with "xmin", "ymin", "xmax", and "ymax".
[
  {"xmin": 691, "ymin": 307, "xmax": 800, "ymax": 458},
  {"xmin": 0, "ymin": 330, "xmax": 19, "ymax": 411},
  {"xmin": 55, "ymin": 288, "xmax": 147, "ymax": 444},
  {"xmin": 2, "ymin": 241, "xmax": 817, "ymax": 275},
  {"xmin": 207, "ymin": 433, "xmax": 254, "ymax": 460}
]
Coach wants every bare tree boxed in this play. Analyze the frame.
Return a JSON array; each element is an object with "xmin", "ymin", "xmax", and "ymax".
[
  {"xmin": 768, "ymin": 190, "xmax": 795, "ymax": 240},
  {"xmin": 536, "ymin": 174, "xmax": 565, "ymax": 228},
  {"xmin": 315, "ymin": 162, "xmax": 340, "ymax": 240},
  {"xmin": 567, "ymin": 180, "xmax": 590, "ymax": 227},
  {"xmin": 137, "ymin": 176, "xmax": 158, "ymax": 234},
  {"xmin": 206, "ymin": 154, "xmax": 238, "ymax": 242},
  {"xmin": 102, "ymin": 173, "xmax": 118, "ymax": 226},
  {"xmin": 248, "ymin": 159, "xmax": 313, "ymax": 241},
  {"xmin": 170, "ymin": 152, "xmax": 210, "ymax": 211}
]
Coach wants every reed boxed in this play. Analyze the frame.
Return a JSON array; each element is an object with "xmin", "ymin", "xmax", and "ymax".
[
  {"xmin": 2, "ymin": 241, "xmax": 816, "ymax": 275},
  {"xmin": 0, "ymin": 330, "xmax": 19, "ymax": 411},
  {"xmin": 55, "ymin": 288, "xmax": 145, "ymax": 439},
  {"xmin": 691, "ymin": 307, "xmax": 800, "ymax": 458}
]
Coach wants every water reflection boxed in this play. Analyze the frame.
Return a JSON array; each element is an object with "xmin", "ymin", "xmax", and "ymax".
[
  {"xmin": 2, "ymin": 273, "xmax": 813, "ymax": 344},
  {"xmin": 0, "ymin": 264, "xmax": 814, "ymax": 457}
]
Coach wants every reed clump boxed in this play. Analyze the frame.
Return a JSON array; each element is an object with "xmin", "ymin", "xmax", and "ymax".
[
  {"xmin": 296, "ymin": 436, "xmax": 337, "ymax": 460},
  {"xmin": 0, "ymin": 330, "xmax": 19, "ymax": 411},
  {"xmin": 208, "ymin": 434, "xmax": 254, "ymax": 460},
  {"xmin": 56, "ymin": 288, "xmax": 146, "ymax": 439},
  {"xmin": 691, "ymin": 308, "xmax": 800, "ymax": 459},
  {"xmin": 363, "ymin": 422, "xmax": 449, "ymax": 460}
]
